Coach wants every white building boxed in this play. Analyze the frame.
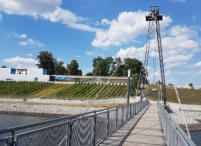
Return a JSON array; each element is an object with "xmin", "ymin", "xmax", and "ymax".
[{"xmin": 0, "ymin": 67, "xmax": 49, "ymax": 81}]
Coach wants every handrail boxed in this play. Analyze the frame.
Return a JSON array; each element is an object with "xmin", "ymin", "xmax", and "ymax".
[
  {"xmin": 0, "ymin": 100, "xmax": 149, "ymax": 146},
  {"xmin": 0, "ymin": 101, "xmax": 140, "ymax": 134},
  {"xmin": 157, "ymin": 101, "xmax": 196, "ymax": 146}
]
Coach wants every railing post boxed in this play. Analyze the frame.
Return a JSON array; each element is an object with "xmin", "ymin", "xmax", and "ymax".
[
  {"xmin": 107, "ymin": 108, "xmax": 109, "ymax": 135},
  {"xmin": 10, "ymin": 131, "xmax": 15, "ymax": 146},
  {"xmin": 130, "ymin": 104, "xmax": 131, "ymax": 119},
  {"xmin": 93, "ymin": 112, "xmax": 97, "ymax": 145},
  {"xmin": 122, "ymin": 107, "xmax": 124, "ymax": 125},
  {"xmin": 126, "ymin": 105, "xmax": 128, "ymax": 121},
  {"xmin": 135, "ymin": 103, "xmax": 137, "ymax": 115},
  {"xmin": 68, "ymin": 122, "xmax": 73, "ymax": 146},
  {"xmin": 116, "ymin": 107, "xmax": 118, "ymax": 130}
]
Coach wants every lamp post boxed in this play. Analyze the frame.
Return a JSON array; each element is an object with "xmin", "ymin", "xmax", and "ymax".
[{"xmin": 127, "ymin": 69, "xmax": 131, "ymax": 105}]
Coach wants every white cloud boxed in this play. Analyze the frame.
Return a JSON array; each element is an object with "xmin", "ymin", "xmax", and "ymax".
[
  {"xmin": 4, "ymin": 56, "xmax": 37, "ymax": 68},
  {"xmin": 86, "ymin": 51, "xmax": 94, "ymax": 56},
  {"xmin": 92, "ymin": 11, "xmax": 172, "ymax": 48},
  {"xmin": 101, "ymin": 19, "xmax": 110, "ymax": 26},
  {"xmin": 18, "ymin": 38, "xmax": 44, "ymax": 47},
  {"xmin": 116, "ymin": 25, "xmax": 201, "ymax": 69},
  {"xmin": 0, "ymin": 0, "xmax": 98, "ymax": 32},
  {"xmin": 27, "ymin": 38, "xmax": 44, "ymax": 47},
  {"xmin": 26, "ymin": 54, "xmax": 33, "ymax": 57},
  {"xmin": 41, "ymin": 7, "xmax": 99, "ymax": 32},
  {"xmin": 0, "ymin": 13, "xmax": 2, "ymax": 20},
  {"xmin": 164, "ymin": 54, "xmax": 193, "ymax": 64},
  {"xmin": 116, "ymin": 46, "xmax": 145, "ymax": 61},
  {"xmin": 18, "ymin": 41, "xmax": 28, "ymax": 46},
  {"xmin": 0, "ymin": 0, "xmax": 61, "ymax": 16},
  {"xmin": 19, "ymin": 34, "xmax": 27, "ymax": 38},
  {"xmin": 194, "ymin": 61, "xmax": 201, "ymax": 67},
  {"xmin": 11, "ymin": 32, "xmax": 44, "ymax": 47},
  {"xmin": 11, "ymin": 32, "xmax": 27, "ymax": 39}
]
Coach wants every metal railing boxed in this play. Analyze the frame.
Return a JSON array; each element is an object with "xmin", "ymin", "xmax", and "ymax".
[
  {"xmin": 157, "ymin": 101, "xmax": 197, "ymax": 146},
  {"xmin": 0, "ymin": 100, "xmax": 149, "ymax": 146}
]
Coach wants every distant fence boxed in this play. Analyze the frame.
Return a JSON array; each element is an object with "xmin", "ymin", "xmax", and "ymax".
[
  {"xmin": 0, "ymin": 100, "xmax": 149, "ymax": 146},
  {"xmin": 157, "ymin": 101, "xmax": 196, "ymax": 146}
]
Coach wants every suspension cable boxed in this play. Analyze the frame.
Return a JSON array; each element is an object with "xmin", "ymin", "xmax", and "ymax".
[
  {"xmin": 166, "ymin": 60, "xmax": 192, "ymax": 139},
  {"xmin": 173, "ymin": 85, "xmax": 191, "ymax": 139}
]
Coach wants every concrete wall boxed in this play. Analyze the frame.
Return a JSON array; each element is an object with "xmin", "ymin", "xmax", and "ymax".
[{"xmin": 0, "ymin": 68, "xmax": 49, "ymax": 82}]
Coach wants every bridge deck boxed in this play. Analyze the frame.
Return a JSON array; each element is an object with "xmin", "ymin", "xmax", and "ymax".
[
  {"xmin": 123, "ymin": 103, "xmax": 166, "ymax": 146},
  {"xmin": 99, "ymin": 103, "xmax": 166, "ymax": 146}
]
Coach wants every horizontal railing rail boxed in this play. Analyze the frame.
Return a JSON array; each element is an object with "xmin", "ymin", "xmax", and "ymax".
[
  {"xmin": 0, "ymin": 100, "xmax": 149, "ymax": 146},
  {"xmin": 157, "ymin": 101, "xmax": 196, "ymax": 146}
]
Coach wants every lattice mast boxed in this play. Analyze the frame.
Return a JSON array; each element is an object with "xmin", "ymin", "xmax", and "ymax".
[{"xmin": 145, "ymin": 6, "xmax": 167, "ymax": 106}]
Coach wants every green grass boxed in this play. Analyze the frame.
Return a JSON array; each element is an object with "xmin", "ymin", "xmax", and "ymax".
[
  {"xmin": 0, "ymin": 81, "xmax": 53, "ymax": 98},
  {"xmin": 54, "ymin": 83, "xmax": 127, "ymax": 99},
  {"xmin": 147, "ymin": 85, "xmax": 201, "ymax": 104},
  {"xmin": 0, "ymin": 81, "xmax": 200, "ymax": 104},
  {"xmin": 0, "ymin": 81, "xmax": 127, "ymax": 100}
]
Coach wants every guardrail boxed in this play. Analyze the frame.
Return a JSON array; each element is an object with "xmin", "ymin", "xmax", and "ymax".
[
  {"xmin": 0, "ymin": 100, "xmax": 149, "ymax": 146},
  {"xmin": 157, "ymin": 101, "xmax": 196, "ymax": 146}
]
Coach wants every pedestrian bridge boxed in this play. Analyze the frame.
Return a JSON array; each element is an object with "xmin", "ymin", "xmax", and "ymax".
[{"xmin": 0, "ymin": 100, "xmax": 196, "ymax": 146}]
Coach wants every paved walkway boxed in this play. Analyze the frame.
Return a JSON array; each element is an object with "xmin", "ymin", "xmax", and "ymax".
[
  {"xmin": 99, "ymin": 105, "xmax": 149, "ymax": 146},
  {"xmin": 99, "ymin": 103, "xmax": 166, "ymax": 146},
  {"xmin": 123, "ymin": 103, "xmax": 166, "ymax": 146}
]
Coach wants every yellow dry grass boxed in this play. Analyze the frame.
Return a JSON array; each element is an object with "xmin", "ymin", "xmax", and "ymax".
[{"xmin": 0, "ymin": 100, "xmax": 126, "ymax": 108}]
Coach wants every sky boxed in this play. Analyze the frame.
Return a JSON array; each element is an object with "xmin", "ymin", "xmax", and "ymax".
[{"xmin": 0, "ymin": 0, "xmax": 201, "ymax": 87}]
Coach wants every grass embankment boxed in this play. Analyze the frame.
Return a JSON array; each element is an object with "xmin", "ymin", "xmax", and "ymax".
[
  {"xmin": 0, "ymin": 81, "xmax": 127, "ymax": 100},
  {"xmin": 0, "ymin": 81, "xmax": 53, "ymax": 98},
  {"xmin": 147, "ymin": 85, "xmax": 201, "ymax": 104}
]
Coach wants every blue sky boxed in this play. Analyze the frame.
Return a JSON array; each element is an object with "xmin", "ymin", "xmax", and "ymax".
[{"xmin": 0, "ymin": 0, "xmax": 201, "ymax": 87}]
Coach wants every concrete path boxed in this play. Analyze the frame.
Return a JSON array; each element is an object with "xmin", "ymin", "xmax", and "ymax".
[
  {"xmin": 99, "ymin": 105, "xmax": 149, "ymax": 146},
  {"xmin": 123, "ymin": 103, "xmax": 166, "ymax": 146}
]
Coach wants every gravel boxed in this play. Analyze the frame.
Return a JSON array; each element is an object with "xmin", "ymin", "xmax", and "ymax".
[
  {"xmin": 0, "ymin": 102, "xmax": 102, "ymax": 116},
  {"xmin": 167, "ymin": 102, "xmax": 201, "ymax": 125}
]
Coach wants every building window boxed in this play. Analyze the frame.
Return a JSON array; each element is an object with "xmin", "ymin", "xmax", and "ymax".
[{"xmin": 10, "ymin": 68, "xmax": 16, "ymax": 74}]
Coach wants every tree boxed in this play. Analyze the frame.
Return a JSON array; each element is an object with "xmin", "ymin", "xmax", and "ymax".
[
  {"xmin": 37, "ymin": 51, "xmax": 55, "ymax": 75},
  {"xmin": 67, "ymin": 60, "xmax": 82, "ymax": 75},
  {"xmin": 168, "ymin": 83, "xmax": 173, "ymax": 87},
  {"xmin": 86, "ymin": 72, "xmax": 93, "ymax": 76},
  {"xmin": 92, "ymin": 56, "xmax": 114, "ymax": 76},
  {"xmin": 55, "ymin": 61, "xmax": 67, "ymax": 75},
  {"xmin": 124, "ymin": 58, "xmax": 143, "ymax": 76},
  {"xmin": 1, "ymin": 65, "xmax": 7, "ymax": 68},
  {"xmin": 110, "ymin": 57, "xmax": 122, "ymax": 75},
  {"xmin": 189, "ymin": 83, "xmax": 194, "ymax": 89},
  {"xmin": 130, "ymin": 73, "xmax": 139, "ymax": 95}
]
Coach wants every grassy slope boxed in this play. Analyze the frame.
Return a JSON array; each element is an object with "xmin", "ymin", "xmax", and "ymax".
[
  {"xmin": 147, "ymin": 85, "xmax": 201, "ymax": 104},
  {"xmin": 0, "ymin": 81, "xmax": 53, "ymax": 98},
  {"xmin": 0, "ymin": 81, "xmax": 127, "ymax": 100},
  {"xmin": 1, "ymin": 81, "xmax": 200, "ymax": 104}
]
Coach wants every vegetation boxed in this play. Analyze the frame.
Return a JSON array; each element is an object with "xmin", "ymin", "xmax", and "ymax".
[
  {"xmin": 0, "ymin": 81, "xmax": 200, "ymax": 105},
  {"xmin": 146, "ymin": 84, "xmax": 201, "ymax": 104},
  {"xmin": 37, "ymin": 51, "xmax": 81, "ymax": 75},
  {"xmin": 67, "ymin": 60, "xmax": 82, "ymax": 75},
  {"xmin": 0, "ymin": 81, "xmax": 127, "ymax": 99},
  {"xmin": 37, "ymin": 51, "xmax": 56, "ymax": 75},
  {"xmin": 55, "ymin": 83, "xmax": 127, "ymax": 100},
  {"xmin": 0, "ymin": 81, "xmax": 52, "ymax": 96}
]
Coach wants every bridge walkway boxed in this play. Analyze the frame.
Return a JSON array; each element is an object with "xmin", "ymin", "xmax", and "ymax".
[{"xmin": 99, "ymin": 103, "xmax": 166, "ymax": 146}]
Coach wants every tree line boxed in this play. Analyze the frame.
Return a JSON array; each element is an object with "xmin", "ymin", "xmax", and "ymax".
[
  {"xmin": 37, "ymin": 51, "xmax": 82, "ymax": 75},
  {"xmin": 36, "ymin": 51, "xmax": 144, "ymax": 94},
  {"xmin": 37, "ymin": 51, "xmax": 143, "ymax": 76}
]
